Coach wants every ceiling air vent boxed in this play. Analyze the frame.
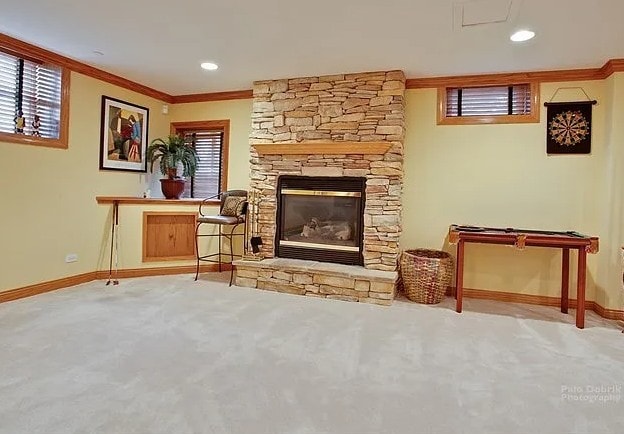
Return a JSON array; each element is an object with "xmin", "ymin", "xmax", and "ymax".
[{"xmin": 453, "ymin": 0, "xmax": 521, "ymax": 29}]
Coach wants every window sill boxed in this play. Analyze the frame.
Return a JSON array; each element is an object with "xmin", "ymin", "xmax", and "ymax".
[
  {"xmin": 437, "ymin": 113, "xmax": 540, "ymax": 125},
  {"xmin": 0, "ymin": 131, "xmax": 67, "ymax": 149},
  {"xmin": 96, "ymin": 196, "xmax": 220, "ymax": 206}
]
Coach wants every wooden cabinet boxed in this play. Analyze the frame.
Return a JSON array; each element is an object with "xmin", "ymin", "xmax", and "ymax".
[{"xmin": 142, "ymin": 212, "xmax": 197, "ymax": 262}]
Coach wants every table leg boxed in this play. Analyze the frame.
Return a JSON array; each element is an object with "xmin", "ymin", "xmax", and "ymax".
[
  {"xmin": 576, "ymin": 247, "xmax": 587, "ymax": 329},
  {"xmin": 561, "ymin": 248, "xmax": 570, "ymax": 314},
  {"xmin": 456, "ymin": 240, "xmax": 465, "ymax": 313}
]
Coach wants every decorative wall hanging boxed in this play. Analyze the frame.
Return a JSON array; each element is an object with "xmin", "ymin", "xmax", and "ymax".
[
  {"xmin": 544, "ymin": 88, "xmax": 597, "ymax": 155},
  {"xmin": 99, "ymin": 96, "xmax": 149, "ymax": 172}
]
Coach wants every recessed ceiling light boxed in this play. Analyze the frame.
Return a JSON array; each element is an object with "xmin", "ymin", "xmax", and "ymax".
[
  {"xmin": 510, "ymin": 30, "xmax": 535, "ymax": 42},
  {"xmin": 200, "ymin": 62, "xmax": 219, "ymax": 71}
]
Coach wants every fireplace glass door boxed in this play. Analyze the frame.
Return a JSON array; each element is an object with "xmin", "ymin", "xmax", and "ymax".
[{"xmin": 276, "ymin": 176, "xmax": 365, "ymax": 265}]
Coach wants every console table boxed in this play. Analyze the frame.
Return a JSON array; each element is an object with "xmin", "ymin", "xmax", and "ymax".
[{"xmin": 448, "ymin": 225, "xmax": 599, "ymax": 329}]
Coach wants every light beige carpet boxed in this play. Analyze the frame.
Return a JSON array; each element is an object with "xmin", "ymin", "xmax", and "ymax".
[{"xmin": 0, "ymin": 273, "xmax": 622, "ymax": 434}]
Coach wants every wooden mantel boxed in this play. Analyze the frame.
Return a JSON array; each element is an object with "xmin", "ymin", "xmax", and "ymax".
[{"xmin": 252, "ymin": 141, "xmax": 392, "ymax": 155}]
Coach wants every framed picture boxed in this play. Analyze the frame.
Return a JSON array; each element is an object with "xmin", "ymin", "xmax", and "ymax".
[{"xmin": 99, "ymin": 96, "xmax": 149, "ymax": 172}]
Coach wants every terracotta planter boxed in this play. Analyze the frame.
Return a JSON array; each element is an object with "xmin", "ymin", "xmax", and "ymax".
[{"xmin": 160, "ymin": 178, "xmax": 185, "ymax": 199}]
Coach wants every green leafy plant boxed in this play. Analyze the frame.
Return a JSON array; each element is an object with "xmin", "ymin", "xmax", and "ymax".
[{"xmin": 146, "ymin": 134, "xmax": 198, "ymax": 179}]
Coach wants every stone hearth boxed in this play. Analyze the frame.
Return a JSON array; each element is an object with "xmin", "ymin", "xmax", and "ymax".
[
  {"xmin": 235, "ymin": 70, "xmax": 405, "ymax": 305},
  {"xmin": 233, "ymin": 258, "xmax": 396, "ymax": 305}
]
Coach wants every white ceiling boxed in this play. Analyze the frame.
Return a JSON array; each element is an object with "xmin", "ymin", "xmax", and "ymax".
[{"xmin": 1, "ymin": 0, "xmax": 623, "ymax": 95}]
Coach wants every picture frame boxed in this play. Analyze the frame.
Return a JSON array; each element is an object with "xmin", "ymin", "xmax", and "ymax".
[{"xmin": 99, "ymin": 96, "xmax": 149, "ymax": 172}]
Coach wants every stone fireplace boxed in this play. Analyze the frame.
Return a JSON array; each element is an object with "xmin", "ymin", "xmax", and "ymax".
[{"xmin": 234, "ymin": 70, "xmax": 405, "ymax": 305}]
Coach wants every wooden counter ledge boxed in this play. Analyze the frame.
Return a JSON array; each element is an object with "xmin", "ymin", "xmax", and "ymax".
[{"xmin": 96, "ymin": 196, "xmax": 219, "ymax": 206}]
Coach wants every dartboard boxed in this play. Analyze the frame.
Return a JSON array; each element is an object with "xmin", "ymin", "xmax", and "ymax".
[{"xmin": 548, "ymin": 110, "xmax": 590, "ymax": 146}]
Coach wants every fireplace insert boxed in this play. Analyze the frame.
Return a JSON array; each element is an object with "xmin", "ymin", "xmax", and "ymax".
[{"xmin": 276, "ymin": 176, "xmax": 365, "ymax": 265}]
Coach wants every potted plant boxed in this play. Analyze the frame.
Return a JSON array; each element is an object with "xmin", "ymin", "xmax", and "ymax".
[{"xmin": 147, "ymin": 134, "xmax": 198, "ymax": 199}]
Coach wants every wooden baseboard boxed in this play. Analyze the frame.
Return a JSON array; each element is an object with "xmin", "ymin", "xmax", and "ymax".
[
  {"xmin": 593, "ymin": 303, "xmax": 624, "ymax": 321},
  {"xmin": 93, "ymin": 263, "xmax": 231, "ymax": 279},
  {"xmin": 448, "ymin": 286, "xmax": 585, "ymax": 308},
  {"xmin": 3, "ymin": 269, "xmax": 623, "ymax": 323},
  {"xmin": 1, "ymin": 264, "xmax": 232, "ymax": 304},
  {"xmin": 0, "ymin": 271, "xmax": 97, "ymax": 303},
  {"xmin": 446, "ymin": 286, "xmax": 622, "ymax": 321}
]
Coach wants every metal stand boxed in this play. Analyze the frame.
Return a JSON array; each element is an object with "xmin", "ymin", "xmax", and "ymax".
[
  {"xmin": 106, "ymin": 200, "xmax": 119, "ymax": 286},
  {"xmin": 195, "ymin": 219, "xmax": 247, "ymax": 286},
  {"xmin": 243, "ymin": 189, "xmax": 263, "ymax": 261},
  {"xmin": 194, "ymin": 191, "xmax": 249, "ymax": 285}
]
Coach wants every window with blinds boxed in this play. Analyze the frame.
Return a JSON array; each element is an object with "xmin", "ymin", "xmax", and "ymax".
[
  {"xmin": 0, "ymin": 50, "xmax": 63, "ymax": 139},
  {"xmin": 439, "ymin": 82, "xmax": 539, "ymax": 125},
  {"xmin": 181, "ymin": 130, "xmax": 224, "ymax": 199}
]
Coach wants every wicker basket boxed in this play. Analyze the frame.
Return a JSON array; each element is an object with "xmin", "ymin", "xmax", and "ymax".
[{"xmin": 400, "ymin": 249, "xmax": 453, "ymax": 304}]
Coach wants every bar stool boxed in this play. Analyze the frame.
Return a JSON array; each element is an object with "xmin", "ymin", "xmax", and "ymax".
[{"xmin": 195, "ymin": 190, "xmax": 248, "ymax": 285}]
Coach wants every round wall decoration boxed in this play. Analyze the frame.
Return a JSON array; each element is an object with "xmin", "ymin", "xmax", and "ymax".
[
  {"xmin": 545, "ymin": 99, "xmax": 595, "ymax": 154},
  {"xmin": 548, "ymin": 110, "xmax": 590, "ymax": 147}
]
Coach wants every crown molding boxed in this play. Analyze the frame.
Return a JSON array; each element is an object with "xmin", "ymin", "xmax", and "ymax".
[
  {"xmin": 187, "ymin": 60, "xmax": 624, "ymax": 100},
  {"xmin": 3, "ymin": 33, "xmax": 624, "ymax": 102},
  {"xmin": 599, "ymin": 59, "xmax": 624, "ymax": 78},
  {"xmin": 406, "ymin": 68, "xmax": 600, "ymax": 88},
  {"xmin": 0, "ymin": 33, "xmax": 254, "ymax": 105},
  {"xmin": 406, "ymin": 59, "xmax": 624, "ymax": 89},
  {"xmin": 0, "ymin": 33, "xmax": 173, "ymax": 103}
]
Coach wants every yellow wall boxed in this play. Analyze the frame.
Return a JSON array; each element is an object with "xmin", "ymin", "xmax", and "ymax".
[
  {"xmin": 2, "ymin": 70, "xmax": 622, "ymax": 312},
  {"xmin": 402, "ymin": 81, "xmax": 623, "ymax": 307},
  {"xmin": 169, "ymin": 99, "xmax": 253, "ymax": 191},
  {"xmin": 0, "ymin": 72, "xmax": 170, "ymax": 291},
  {"xmin": 167, "ymin": 85, "xmax": 622, "ymax": 309},
  {"xmin": 595, "ymin": 73, "xmax": 624, "ymax": 309},
  {"xmin": 98, "ymin": 99, "xmax": 254, "ymax": 276}
]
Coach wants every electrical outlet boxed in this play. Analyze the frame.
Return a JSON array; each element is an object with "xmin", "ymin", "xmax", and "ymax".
[{"xmin": 65, "ymin": 253, "xmax": 78, "ymax": 263}]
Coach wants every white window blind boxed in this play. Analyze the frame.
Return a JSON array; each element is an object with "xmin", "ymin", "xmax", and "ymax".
[
  {"xmin": 0, "ymin": 50, "xmax": 62, "ymax": 138},
  {"xmin": 446, "ymin": 84, "xmax": 532, "ymax": 117},
  {"xmin": 22, "ymin": 61, "xmax": 62, "ymax": 138},
  {"xmin": 181, "ymin": 130, "xmax": 223, "ymax": 199},
  {"xmin": 0, "ymin": 52, "xmax": 18, "ymax": 133}
]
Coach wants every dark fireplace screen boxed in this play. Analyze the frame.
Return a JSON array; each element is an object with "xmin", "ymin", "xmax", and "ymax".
[{"xmin": 276, "ymin": 176, "xmax": 365, "ymax": 265}]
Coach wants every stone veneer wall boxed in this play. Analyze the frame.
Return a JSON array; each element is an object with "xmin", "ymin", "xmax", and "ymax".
[{"xmin": 249, "ymin": 71, "xmax": 405, "ymax": 271}]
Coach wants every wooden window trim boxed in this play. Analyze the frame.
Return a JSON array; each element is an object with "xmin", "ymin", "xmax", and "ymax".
[
  {"xmin": 0, "ymin": 61, "xmax": 70, "ymax": 149},
  {"xmin": 437, "ymin": 81, "xmax": 540, "ymax": 125},
  {"xmin": 170, "ymin": 120, "xmax": 230, "ymax": 195}
]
